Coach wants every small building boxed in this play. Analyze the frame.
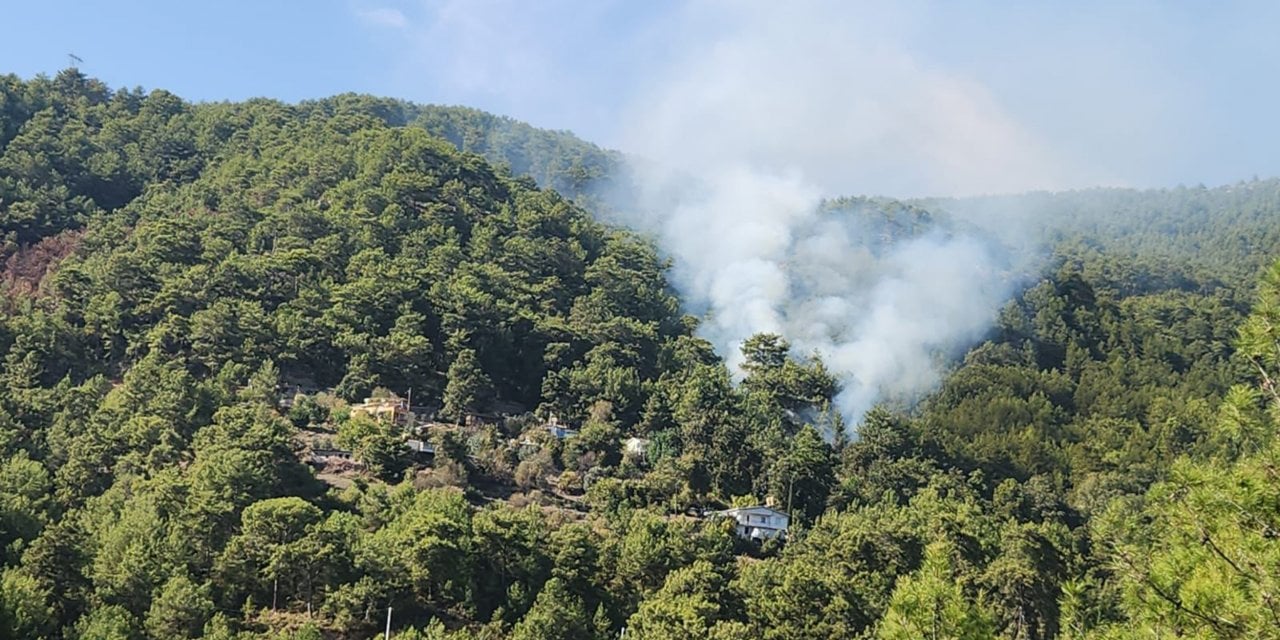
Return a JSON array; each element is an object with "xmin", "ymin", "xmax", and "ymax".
[
  {"xmin": 623, "ymin": 437, "xmax": 650, "ymax": 457},
  {"xmin": 405, "ymin": 438, "xmax": 436, "ymax": 456},
  {"xmin": 351, "ymin": 396, "xmax": 416, "ymax": 429},
  {"xmin": 308, "ymin": 448, "xmax": 355, "ymax": 466},
  {"xmin": 545, "ymin": 414, "xmax": 578, "ymax": 440},
  {"xmin": 277, "ymin": 378, "xmax": 324, "ymax": 408},
  {"xmin": 714, "ymin": 505, "xmax": 790, "ymax": 542},
  {"xmin": 549, "ymin": 424, "xmax": 578, "ymax": 440},
  {"xmin": 462, "ymin": 412, "xmax": 495, "ymax": 427}
]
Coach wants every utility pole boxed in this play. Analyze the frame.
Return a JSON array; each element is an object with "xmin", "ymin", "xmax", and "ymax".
[
  {"xmin": 385, "ymin": 606, "xmax": 392, "ymax": 640},
  {"xmin": 68, "ymin": 53, "xmax": 82, "ymax": 68}
]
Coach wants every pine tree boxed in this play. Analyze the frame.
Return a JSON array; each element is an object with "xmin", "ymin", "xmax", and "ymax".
[
  {"xmin": 877, "ymin": 541, "xmax": 996, "ymax": 640},
  {"xmin": 441, "ymin": 348, "xmax": 492, "ymax": 422}
]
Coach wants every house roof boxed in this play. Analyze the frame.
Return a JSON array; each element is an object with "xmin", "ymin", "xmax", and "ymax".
[{"xmin": 715, "ymin": 505, "xmax": 790, "ymax": 519}]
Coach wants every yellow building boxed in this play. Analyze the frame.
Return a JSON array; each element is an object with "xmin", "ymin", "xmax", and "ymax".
[{"xmin": 350, "ymin": 396, "xmax": 416, "ymax": 429}]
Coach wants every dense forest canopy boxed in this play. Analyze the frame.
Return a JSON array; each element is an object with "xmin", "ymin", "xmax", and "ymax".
[{"xmin": 1, "ymin": 69, "xmax": 1279, "ymax": 639}]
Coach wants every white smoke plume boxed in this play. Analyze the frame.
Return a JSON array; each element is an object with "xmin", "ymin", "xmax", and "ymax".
[
  {"xmin": 622, "ymin": 168, "xmax": 1026, "ymax": 423},
  {"xmin": 612, "ymin": 1, "xmax": 1072, "ymax": 424},
  {"xmin": 386, "ymin": 0, "xmax": 1242, "ymax": 427}
]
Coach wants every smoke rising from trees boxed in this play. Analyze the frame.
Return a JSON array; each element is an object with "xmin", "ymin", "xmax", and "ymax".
[
  {"xmin": 386, "ymin": 0, "xmax": 1280, "ymax": 427},
  {"xmin": 611, "ymin": 1, "xmax": 1067, "ymax": 425}
]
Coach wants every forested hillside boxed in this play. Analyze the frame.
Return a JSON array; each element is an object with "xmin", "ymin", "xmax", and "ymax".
[{"xmin": 1, "ymin": 70, "xmax": 1280, "ymax": 639}]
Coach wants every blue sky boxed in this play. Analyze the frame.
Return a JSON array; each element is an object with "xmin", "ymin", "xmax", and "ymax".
[
  {"xmin": 0, "ymin": 1, "xmax": 676, "ymax": 142},
  {"xmin": 4, "ymin": 1, "xmax": 1280, "ymax": 195}
]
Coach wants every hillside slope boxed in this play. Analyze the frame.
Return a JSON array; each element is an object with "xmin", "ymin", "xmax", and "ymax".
[{"xmin": 1, "ymin": 71, "xmax": 1280, "ymax": 639}]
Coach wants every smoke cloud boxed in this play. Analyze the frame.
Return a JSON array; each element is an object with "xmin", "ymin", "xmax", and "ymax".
[
  {"xmin": 385, "ymin": 0, "xmax": 1280, "ymax": 428},
  {"xmin": 611, "ymin": 1, "xmax": 1066, "ymax": 424}
]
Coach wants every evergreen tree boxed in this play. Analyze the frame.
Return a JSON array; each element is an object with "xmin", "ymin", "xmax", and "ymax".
[
  {"xmin": 877, "ymin": 541, "xmax": 996, "ymax": 640},
  {"xmin": 510, "ymin": 578, "xmax": 592, "ymax": 640},
  {"xmin": 441, "ymin": 348, "xmax": 493, "ymax": 422}
]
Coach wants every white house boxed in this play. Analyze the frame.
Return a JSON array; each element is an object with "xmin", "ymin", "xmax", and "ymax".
[
  {"xmin": 545, "ymin": 414, "xmax": 578, "ymax": 440},
  {"xmin": 623, "ymin": 437, "xmax": 650, "ymax": 457},
  {"xmin": 714, "ymin": 505, "xmax": 790, "ymax": 542}
]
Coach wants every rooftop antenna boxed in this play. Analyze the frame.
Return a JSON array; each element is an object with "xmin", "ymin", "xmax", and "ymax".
[{"xmin": 68, "ymin": 53, "xmax": 83, "ymax": 68}]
